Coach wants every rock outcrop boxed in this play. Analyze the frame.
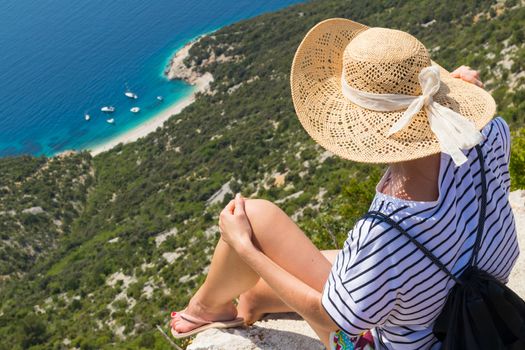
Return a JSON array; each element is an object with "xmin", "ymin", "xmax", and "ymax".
[
  {"xmin": 508, "ymin": 190, "xmax": 525, "ymax": 297},
  {"xmin": 165, "ymin": 35, "xmax": 237, "ymax": 91},
  {"xmin": 187, "ymin": 313, "xmax": 323, "ymax": 350},
  {"xmin": 188, "ymin": 190, "xmax": 525, "ymax": 350},
  {"xmin": 165, "ymin": 40, "xmax": 204, "ymax": 84}
]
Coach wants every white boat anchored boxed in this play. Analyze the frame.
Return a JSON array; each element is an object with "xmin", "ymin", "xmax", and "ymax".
[
  {"xmin": 130, "ymin": 107, "xmax": 140, "ymax": 113},
  {"xmin": 125, "ymin": 91, "xmax": 138, "ymax": 99},
  {"xmin": 85, "ymin": 114, "xmax": 91, "ymax": 121},
  {"xmin": 156, "ymin": 96, "xmax": 164, "ymax": 101},
  {"xmin": 106, "ymin": 118, "xmax": 115, "ymax": 124},
  {"xmin": 101, "ymin": 106, "xmax": 115, "ymax": 113}
]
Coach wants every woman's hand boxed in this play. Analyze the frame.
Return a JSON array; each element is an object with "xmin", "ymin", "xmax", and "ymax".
[
  {"xmin": 450, "ymin": 65, "xmax": 484, "ymax": 88},
  {"xmin": 218, "ymin": 193, "xmax": 254, "ymax": 252}
]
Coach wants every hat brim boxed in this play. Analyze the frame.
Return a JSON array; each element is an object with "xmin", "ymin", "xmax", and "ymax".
[{"xmin": 290, "ymin": 18, "xmax": 496, "ymax": 164}]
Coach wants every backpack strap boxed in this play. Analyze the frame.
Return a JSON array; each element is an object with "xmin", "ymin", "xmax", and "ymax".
[
  {"xmin": 362, "ymin": 144, "xmax": 487, "ymax": 286},
  {"xmin": 468, "ymin": 145, "xmax": 487, "ymax": 267}
]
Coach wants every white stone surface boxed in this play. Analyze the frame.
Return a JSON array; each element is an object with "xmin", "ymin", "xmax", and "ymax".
[
  {"xmin": 22, "ymin": 206, "xmax": 44, "ymax": 214},
  {"xmin": 187, "ymin": 313, "xmax": 323, "ymax": 350},
  {"xmin": 155, "ymin": 227, "xmax": 178, "ymax": 247},
  {"xmin": 207, "ymin": 181, "xmax": 233, "ymax": 206},
  {"xmin": 142, "ymin": 282, "xmax": 154, "ymax": 299},
  {"xmin": 508, "ymin": 190, "xmax": 525, "ymax": 298},
  {"xmin": 106, "ymin": 271, "xmax": 136, "ymax": 288},
  {"xmin": 162, "ymin": 251, "xmax": 182, "ymax": 264},
  {"xmin": 108, "ymin": 237, "xmax": 120, "ymax": 243}
]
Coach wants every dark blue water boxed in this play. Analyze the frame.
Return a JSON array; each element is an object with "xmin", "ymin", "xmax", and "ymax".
[{"xmin": 0, "ymin": 0, "xmax": 304, "ymax": 157}]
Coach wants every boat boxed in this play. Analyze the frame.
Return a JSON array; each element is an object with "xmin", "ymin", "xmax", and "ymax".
[
  {"xmin": 130, "ymin": 107, "xmax": 140, "ymax": 113},
  {"xmin": 85, "ymin": 114, "xmax": 91, "ymax": 121},
  {"xmin": 125, "ymin": 91, "xmax": 138, "ymax": 99},
  {"xmin": 156, "ymin": 96, "xmax": 164, "ymax": 101},
  {"xmin": 106, "ymin": 118, "xmax": 115, "ymax": 124},
  {"xmin": 101, "ymin": 106, "xmax": 115, "ymax": 113}
]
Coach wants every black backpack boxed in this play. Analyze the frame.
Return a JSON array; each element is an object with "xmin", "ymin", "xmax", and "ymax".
[{"xmin": 363, "ymin": 145, "xmax": 525, "ymax": 349}]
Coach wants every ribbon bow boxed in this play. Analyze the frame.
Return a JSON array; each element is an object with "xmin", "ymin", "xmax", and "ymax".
[{"xmin": 341, "ymin": 65, "xmax": 483, "ymax": 165}]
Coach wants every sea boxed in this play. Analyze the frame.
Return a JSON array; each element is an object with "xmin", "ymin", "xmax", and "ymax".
[{"xmin": 0, "ymin": 0, "xmax": 305, "ymax": 157}]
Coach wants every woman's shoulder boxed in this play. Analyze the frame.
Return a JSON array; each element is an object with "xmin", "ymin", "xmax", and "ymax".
[
  {"xmin": 348, "ymin": 206, "xmax": 414, "ymax": 254},
  {"xmin": 488, "ymin": 116, "xmax": 510, "ymax": 136},
  {"xmin": 482, "ymin": 117, "xmax": 511, "ymax": 161}
]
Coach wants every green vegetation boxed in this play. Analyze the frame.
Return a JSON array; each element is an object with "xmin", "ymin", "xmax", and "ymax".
[
  {"xmin": 511, "ymin": 128, "xmax": 525, "ymax": 190},
  {"xmin": 0, "ymin": 153, "xmax": 93, "ymax": 276},
  {"xmin": 0, "ymin": 0, "xmax": 523, "ymax": 348}
]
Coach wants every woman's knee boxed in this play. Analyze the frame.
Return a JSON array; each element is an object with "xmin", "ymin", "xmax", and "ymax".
[{"xmin": 243, "ymin": 199, "xmax": 284, "ymax": 238}]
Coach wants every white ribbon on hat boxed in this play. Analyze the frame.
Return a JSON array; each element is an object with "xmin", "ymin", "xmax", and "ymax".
[{"xmin": 340, "ymin": 65, "xmax": 483, "ymax": 166}]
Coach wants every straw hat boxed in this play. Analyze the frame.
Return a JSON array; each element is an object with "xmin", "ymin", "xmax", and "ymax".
[{"xmin": 290, "ymin": 18, "xmax": 496, "ymax": 164}]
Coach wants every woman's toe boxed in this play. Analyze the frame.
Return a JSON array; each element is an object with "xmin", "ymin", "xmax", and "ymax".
[
  {"xmin": 170, "ymin": 315, "xmax": 184, "ymax": 329},
  {"xmin": 173, "ymin": 318, "xmax": 196, "ymax": 333}
]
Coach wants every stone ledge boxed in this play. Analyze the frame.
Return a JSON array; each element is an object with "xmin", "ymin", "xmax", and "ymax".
[{"xmin": 187, "ymin": 313, "xmax": 323, "ymax": 350}]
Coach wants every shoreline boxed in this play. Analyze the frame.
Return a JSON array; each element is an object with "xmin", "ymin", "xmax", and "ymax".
[{"xmin": 88, "ymin": 38, "xmax": 212, "ymax": 157}]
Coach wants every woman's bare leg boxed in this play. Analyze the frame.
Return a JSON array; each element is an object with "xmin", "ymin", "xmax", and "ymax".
[
  {"xmin": 237, "ymin": 250, "xmax": 340, "ymax": 324},
  {"xmin": 172, "ymin": 199, "xmax": 332, "ymax": 333}
]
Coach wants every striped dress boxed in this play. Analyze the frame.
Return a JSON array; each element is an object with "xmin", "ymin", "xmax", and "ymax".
[{"xmin": 322, "ymin": 117, "xmax": 519, "ymax": 349}]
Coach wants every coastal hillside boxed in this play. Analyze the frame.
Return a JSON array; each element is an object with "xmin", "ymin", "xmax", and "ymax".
[
  {"xmin": 0, "ymin": 0, "xmax": 524, "ymax": 349},
  {"xmin": 0, "ymin": 153, "xmax": 93, "ymax": 277}
]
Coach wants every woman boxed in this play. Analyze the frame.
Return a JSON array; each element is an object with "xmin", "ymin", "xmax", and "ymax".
[{"xmin": 171, "ymin": 19, "xmax": 519, "ymax": 349}]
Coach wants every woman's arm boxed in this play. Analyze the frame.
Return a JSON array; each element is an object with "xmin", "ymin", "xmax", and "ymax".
[{"xmin": 236, "ymin": 241, "xmax": 338, "ymax": 333}]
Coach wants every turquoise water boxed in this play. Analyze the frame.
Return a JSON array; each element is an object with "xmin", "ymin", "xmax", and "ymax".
[{"xmin": 0, "ymin": 0, "xmax": 305, "ymax": 157}]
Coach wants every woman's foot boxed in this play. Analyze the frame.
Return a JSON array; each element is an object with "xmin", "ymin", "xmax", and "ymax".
[
  {"xmin": 237, "ymin": 290, "xmax": 266, "ymax": 325},
  {"xmin": 171, "ymin": 297, "xmax": 238, "ymax": 334}
]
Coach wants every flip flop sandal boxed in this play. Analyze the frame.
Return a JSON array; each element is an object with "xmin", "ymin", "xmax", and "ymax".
[{"xmin": 170, "ymin": 311, "xmax": 245, "ymax": 339}]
